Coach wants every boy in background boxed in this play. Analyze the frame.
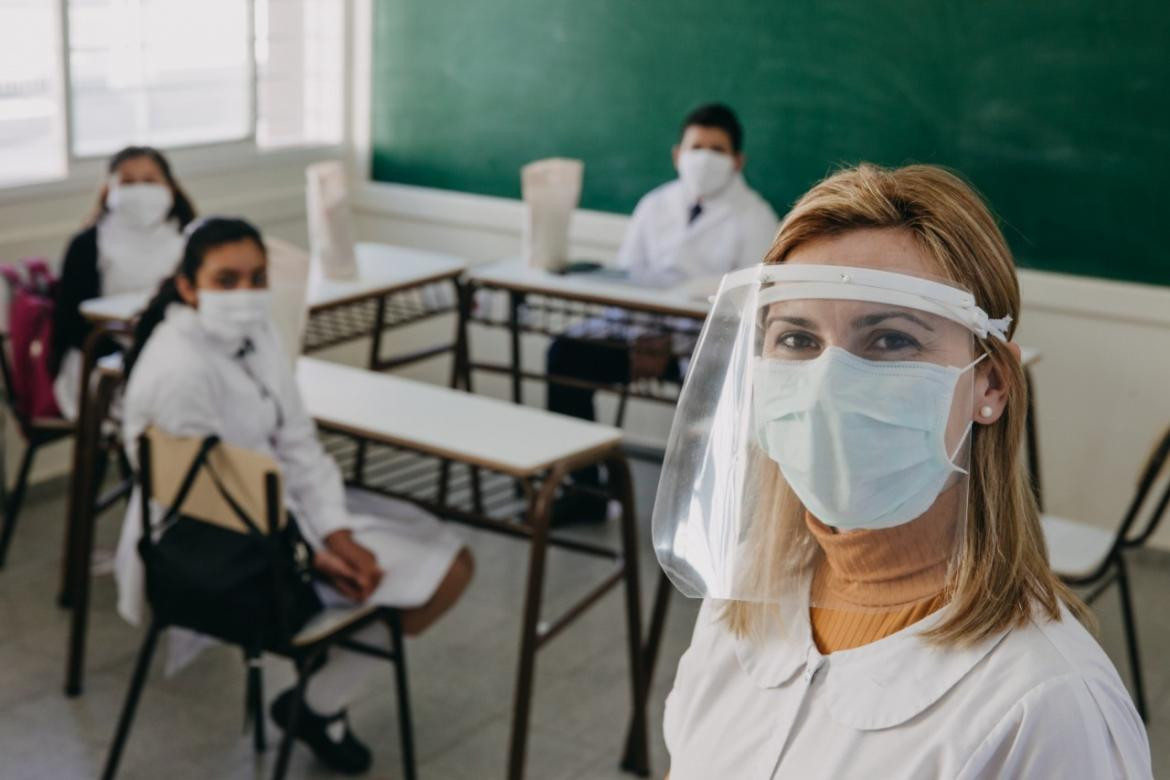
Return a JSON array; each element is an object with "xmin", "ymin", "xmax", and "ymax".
[{"xmin": 547, "ymin": 103, "xmax": 779, "ymax": 523}]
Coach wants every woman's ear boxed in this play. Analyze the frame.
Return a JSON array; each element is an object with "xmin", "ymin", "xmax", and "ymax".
[
  {"xmin": 174, "ymin": 274, "xmax": 198, "ymax": 308},
  {"xmin": 972, "ymin": 341, "xmax": 1021, "ymax": 425}
]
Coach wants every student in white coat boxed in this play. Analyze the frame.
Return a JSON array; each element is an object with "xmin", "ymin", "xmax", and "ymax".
[
  {"xmin": 546, "ymin": 103, "xmax": 778, "ymax": 523},
  {"xmin": 114, "ymin": 217, "xmax": 473, "ymax": 775},
  {"xmin": 656, "ymin": 164, "xmax": 1151, "ymax": 779},
  {"xmin": 51, "ymin": 146, "xmax": 197, "ymax": 419}
]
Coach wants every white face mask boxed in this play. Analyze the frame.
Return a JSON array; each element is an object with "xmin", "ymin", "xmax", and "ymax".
[
  {"xmin": 197, "ymin": 289, "xmax": 271, "ymax": 343},
  {"xmin": 106, "ymin": 182, "xmax": 174, "ymax": 228},
  {"xmin": 677, "ymin": 148, "xmax": 736, "ymax": 202},
  {"xmin": 753, "ymin": 347, "xmax": 983, "ymax": 531}
]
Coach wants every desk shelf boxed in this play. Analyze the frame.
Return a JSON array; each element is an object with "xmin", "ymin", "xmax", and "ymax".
[{"xmin": 304, "ymin": 286, "xmax": 458, "ymax": 354}]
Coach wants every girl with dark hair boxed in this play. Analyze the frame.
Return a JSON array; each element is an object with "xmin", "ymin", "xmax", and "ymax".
[
  {"xmin": 115, "ymin": 217, "xmax": 474, "ymax": 774},
  {"xmin": 50, "ymin": 146, "xmax": 198, "ymax": 418}
]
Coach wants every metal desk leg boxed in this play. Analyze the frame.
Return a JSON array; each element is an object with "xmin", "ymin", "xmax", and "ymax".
[
  {"xmin": 508, "ymin": 291, "xmax": 524, "ymax": 405},
  {"xmin": 607, "ymin": 455, "xmax": 649, "ymax": 776},
  {"xmin": 507, "ymin": 476, "xmax": 555, "ymax": 779},
  {"xmin": 451, "ymin": 280, "xmax": 474, "ymax": 393},
  {"xmin": 367, "ymin": 295, "xmax": 388, "ymax": 371},
  {"xmin": 1024, "ymin": 367, "xmax": 1043, "ymax": 510},
  {"xmin": 65, "ymin": 371, "xmax": 117, "ymax": 696},
  {"xmin": 622, "ymin": 569, "xmax": 671, "ymax": 774},
  {"xmin": 350, "ymin": 295, "xmax": 391, "ymax": 479},
  {"xmin": 441, "ymin": 280, "xmax": 483, "ymax": 509}
]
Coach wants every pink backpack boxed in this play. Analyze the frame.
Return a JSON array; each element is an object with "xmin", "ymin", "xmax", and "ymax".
[{"xmin": 1, "ymin": 259, "xmax": 61, "ymax": 423}]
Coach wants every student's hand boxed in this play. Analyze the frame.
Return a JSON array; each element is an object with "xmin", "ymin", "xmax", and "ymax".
[
  {"xmin": 322, "ymin": 530, "xmax": 384, "ymax": 601},
  {"xmin": 312, "ymin": 548, "xmax": 366, "ymax": 601}
]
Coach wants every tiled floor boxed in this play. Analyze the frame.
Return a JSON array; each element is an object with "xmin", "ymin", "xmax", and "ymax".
[{"xmin": 0, "ymin": 462, "xmax": 1166, "ymax": 779}]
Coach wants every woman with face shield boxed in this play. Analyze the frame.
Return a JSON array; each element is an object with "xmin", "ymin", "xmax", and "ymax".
[
  {"xmin": 50, "ymin": 146, "xmax": 198, "ymax": 419},
  {"xmin": 115, "ymin": 217, "xmax": 474, "ymax": 775},
  {"xmin": 656, "ymin": 164, "xmax": 1150, "ymax": 778}
]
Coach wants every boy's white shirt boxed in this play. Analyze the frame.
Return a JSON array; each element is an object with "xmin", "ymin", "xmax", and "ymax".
[{"xmin": 615, "ymin": 173, "xmax": 779, "ymax": 284}]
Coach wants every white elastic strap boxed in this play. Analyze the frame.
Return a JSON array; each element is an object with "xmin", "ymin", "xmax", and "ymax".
[
  {"xmin": 739, "ymin": 264, "xmax": 1012, "ymax": 342},
  {"xmin": 984, "ymin": 315, "xmax": 1012, "ymax": 343}
]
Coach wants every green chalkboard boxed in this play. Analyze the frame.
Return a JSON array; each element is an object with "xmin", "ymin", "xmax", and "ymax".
[{"xmin": 370, "ymin": 1, "xmax": 1170, "ymax": 286}]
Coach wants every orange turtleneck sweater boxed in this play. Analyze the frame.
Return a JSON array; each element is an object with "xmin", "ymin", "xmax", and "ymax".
[{"xmin": 807, "ymin": 503, "xmax": 956, "ymax": 654}]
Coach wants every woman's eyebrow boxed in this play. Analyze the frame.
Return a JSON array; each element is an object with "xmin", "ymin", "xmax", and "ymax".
[
  {"xmin": 764, "ymin": 314, "xmax": 817, "ymax": 329},
  {"xmin": 851, "ymin": 311, "xmax": 935, "ymax": 331}
]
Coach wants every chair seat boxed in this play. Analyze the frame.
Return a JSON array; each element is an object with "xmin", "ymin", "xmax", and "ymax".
[
  {"xmin": 292, "ymin": 604, "xmax": 381, "ymax": 646},
  {"xmin": 30, "ymin": 416, "xmax": 75, "ymax": 432},
  {"xmin": 1041, "ymin": 514, "xmax": 1116, "ymax": 580}
]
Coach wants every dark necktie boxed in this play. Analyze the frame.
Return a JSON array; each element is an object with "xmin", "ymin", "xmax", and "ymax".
[{"xmin": 688, "ymin": 202, "xmax": 703, "ymax": 225}]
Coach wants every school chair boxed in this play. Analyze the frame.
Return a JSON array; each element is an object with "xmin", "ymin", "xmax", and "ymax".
[
  {"xmin": 265, "ymin": 238, "xmax": 311, "ymax": 366},
  {"xmin": 1041, "ymin": 424, "xmax": 1170, "ymax": 722},
  {"xmin": 102, "ymin": 428, "xmax": 417, "ymax": 780},
  {"xmin": 0, "ymin": 332, "xmax": 74, "ymax": 566}
]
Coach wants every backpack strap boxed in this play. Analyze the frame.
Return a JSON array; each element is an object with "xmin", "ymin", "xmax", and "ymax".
[
  {"xmin": 24, "ymin": 259, "xmax": 55, "ymax": 295},
  {"xmin": 202, "ymin": 460, "xmax": 266, "ymax": 536},
  {"xmin": 145, "ymin": 434, "xmax": 273, "ymax": 541},
  {"xmin": 145, "ymin": 434, "xmax": 220, "ymax": 545}
]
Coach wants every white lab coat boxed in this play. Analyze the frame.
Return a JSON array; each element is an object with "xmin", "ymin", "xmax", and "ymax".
[
  {"xmin": 52, "ymin": 215, "xmax": 183, "ymax": 420},
  {"xmin": 114, "ymin": 304, "xmax": 463, "ymax": 636},
  {"xmin": 615, "ymin": 173, "xmax": 779, "ymax": 284},
  {"xmin": 664, "ymin": 596, "xmax": 1151, "ymax": 779},
  {"xmin": 96, "ymin": 214, "xmax": 184, "ymax": 297},
  {"xmin": 577, "ymin": 174, "xmax": 777, "ymax": 369}
]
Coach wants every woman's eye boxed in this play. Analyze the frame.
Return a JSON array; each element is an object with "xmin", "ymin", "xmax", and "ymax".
[
  {"xmin": 870, "ymin": 331, "xmax": 921, "ymax": 353},
  {"xmin": 776, "ymin": 331, "xmax": 820, "ymax": 352}
]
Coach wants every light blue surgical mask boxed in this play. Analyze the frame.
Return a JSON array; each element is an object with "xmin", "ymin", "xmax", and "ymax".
[{"xmin": 753, "ymin": 347, "xmax": 984, "ymax": 531}]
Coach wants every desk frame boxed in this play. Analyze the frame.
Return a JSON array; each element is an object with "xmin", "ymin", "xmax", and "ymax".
[
  {"xmin": 460, "ymin": 278, "xmax": 705, "ymax": 430},
  {"xmin": 303, "ymin": 271, "xmax": 465, "ymax": 375},
  {"xmin": 325, "ymin": 428, "xmax": 650, "ymax": 779}
]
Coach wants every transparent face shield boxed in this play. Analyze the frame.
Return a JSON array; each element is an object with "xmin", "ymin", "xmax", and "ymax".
[{"xmin": 653, "ymin": 264, "xmax": 1010, "ymax": 608}]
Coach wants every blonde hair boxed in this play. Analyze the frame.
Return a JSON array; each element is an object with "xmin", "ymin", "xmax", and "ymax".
[{"xmin": 722, "ymin": 163, "xmax": 1090, "ymax": 645}]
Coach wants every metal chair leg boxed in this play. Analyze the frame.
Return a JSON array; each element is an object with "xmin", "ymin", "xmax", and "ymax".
[
  {"xmin": 101, "ymin": 622, "xmax": 161, "ymax": 780},
  {"xmin": 608, "ymin": 456, "xmax": 649, "ymax": 777},
  {"xmin": 1115, "ymin": 557, "xmax": 1148, "ymax": 721},
  {"xmin": 272, "ymin": 652, "xmax": 316, "ymax": 780},
  {"xmin": 246, "ymin": 652, "xmax": 267, "ymax": 753},
  {"xmin": 0, "ymin": 440, "xmax": 38, "ymax": 567},
  {"xmin": 387, "ymin": 612, "xmax": 417, "ymax": 780},
  {"xmin": 1024, "ymin": 368, "xmax": 1043, "ymax": 510}
]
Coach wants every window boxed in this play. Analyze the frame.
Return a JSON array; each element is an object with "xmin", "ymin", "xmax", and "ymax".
[
  {"xmin": 68, "ymin": 0, "xmax": 254, "ymax": 157},
  {"xmin": 0, "ymin": 0, "xmax": 345, "ymax": 189},
  {"xmin": 255, "ymin": 0, "xmax": 344, "ymax": 149},
  {"xmin": 0, "ymin": 1, "xmax": 67, "ymax": 187}
]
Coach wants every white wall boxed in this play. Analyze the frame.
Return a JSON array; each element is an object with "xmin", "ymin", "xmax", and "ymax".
[{"xmin": 351, "ymin": 181, "xmax": 1170, "ymax": 550}]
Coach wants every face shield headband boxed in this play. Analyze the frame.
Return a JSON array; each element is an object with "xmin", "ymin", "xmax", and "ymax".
[{"xmin": 722, "ymin": 264, "xmax": 1013, "ymax": 343}]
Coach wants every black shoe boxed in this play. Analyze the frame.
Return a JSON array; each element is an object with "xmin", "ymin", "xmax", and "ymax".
[
  {"xmin": 270, "ymin": 689, "xmax": 372, "ymax": 775},
  {"xmin": 550, "ymin": 490, "xmax": 609, "ymax": 527}
]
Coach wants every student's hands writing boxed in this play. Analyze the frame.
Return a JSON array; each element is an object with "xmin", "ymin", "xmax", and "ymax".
[{"xmin": 316, "ymin": 530, "xmax": 383, "ymax": 601}]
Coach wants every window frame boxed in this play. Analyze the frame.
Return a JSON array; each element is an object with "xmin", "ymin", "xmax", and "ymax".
[{"xmin": 0, "ymin": 0, "xmax": 350, "ymax": 202}]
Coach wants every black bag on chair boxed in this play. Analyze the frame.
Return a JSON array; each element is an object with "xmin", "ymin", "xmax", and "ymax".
[{"xmin": 139, "ymin": 435, "xmax": 322, "ymax": 651}]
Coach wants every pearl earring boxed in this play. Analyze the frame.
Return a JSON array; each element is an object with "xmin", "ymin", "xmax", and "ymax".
[{"xmin": 980, "ymin": 405, "xmax": 994, "ymax": 419}]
